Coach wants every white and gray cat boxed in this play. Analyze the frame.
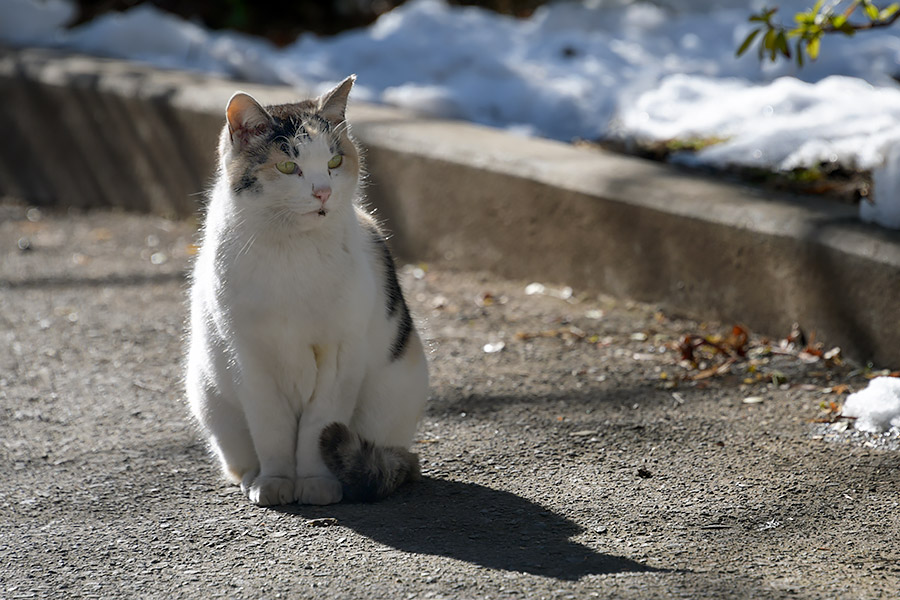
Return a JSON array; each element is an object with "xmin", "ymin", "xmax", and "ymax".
[{"xmin": 186, "ymin": 76, "xmax": 428, "ymax": 506}]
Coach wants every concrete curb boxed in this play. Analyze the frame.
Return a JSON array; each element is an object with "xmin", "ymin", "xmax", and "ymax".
[{"xmin": 3, "ymin": 46, "xmax": 899, "ymax": 365}]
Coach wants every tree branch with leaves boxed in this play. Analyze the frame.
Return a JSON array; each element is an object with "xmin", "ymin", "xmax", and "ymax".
[{"xmin": 737, "ymin": 0, "xmax": 900, "ymax": 66}]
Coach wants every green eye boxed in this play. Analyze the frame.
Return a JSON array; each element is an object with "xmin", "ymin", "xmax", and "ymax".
[
  {"xmin": 275, "ymin": 161, "xmax": 298, "ymax": 175},
  {"xmin": 327, "ymin": 155, "xmax": 343, "ymax": 169}
]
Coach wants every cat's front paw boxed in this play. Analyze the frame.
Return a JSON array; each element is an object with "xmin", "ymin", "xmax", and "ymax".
[
  {"xmin": 244, "ymin": 475, "xmax": 295, "ymax": 506},
  {"xmin": 295, "ymin": 476, "xmax": 343, "ymax": 505}
]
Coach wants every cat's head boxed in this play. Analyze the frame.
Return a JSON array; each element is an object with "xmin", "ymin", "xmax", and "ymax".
[{"xmin": 218, "ymin": 76, "xmax": 360, "ymax": 229}]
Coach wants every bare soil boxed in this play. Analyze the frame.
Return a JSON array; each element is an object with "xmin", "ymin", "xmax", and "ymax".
[{"xmin": 1, "ymin": 204, "xmax": 898, "ymax": 599}]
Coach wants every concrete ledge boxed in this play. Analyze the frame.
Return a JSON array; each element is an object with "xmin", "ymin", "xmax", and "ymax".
[{"xmin": 3, "ymin": 46, "xmax": 900, "ymax": 365}]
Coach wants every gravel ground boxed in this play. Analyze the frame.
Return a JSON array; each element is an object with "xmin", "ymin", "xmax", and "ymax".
[{"xmin": 1, "ymin": 204, "xmax": 898, "ymax": 599}]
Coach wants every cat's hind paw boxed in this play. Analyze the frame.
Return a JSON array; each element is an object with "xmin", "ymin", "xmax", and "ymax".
[
  {"xmin": 244, "ymin": 475, "xmax": 295, "ymax": 506},
  {"xmin": 295, "ymin": 476, "xmax": 342, "ymax": 505}
]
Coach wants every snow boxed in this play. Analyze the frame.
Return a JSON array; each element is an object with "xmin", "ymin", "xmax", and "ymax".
[
  {"xmin": 0, "ymin": 0, "xmax": 73, "ymax": 46},
  {"xmin": 842, "ymin": 377, "xmax": 900, "ymax": 433},
  {"xmin": 5, "ymin": 0, "xmax": 900, "ymax": 226},
  {"xmin": 621, "ymin": 74, "xmax": 900, "ymax": 174}
]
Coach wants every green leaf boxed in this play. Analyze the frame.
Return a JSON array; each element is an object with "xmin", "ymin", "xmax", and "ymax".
[
  {"xmin": 880, "ymin": 3, "xmax": 900, "ymax": 20},
  {"xmin": 776, "ymin": 31, "xmax": 791, "ymax": 58},
  {"xmin": 807, "ymin": 35, "xmax": 821, "ymax": 60},
  {"xmin": 749, "ymin": 9, "xmax": 774, "ymax": 23},
  {"xmin": 830, "ymin": 14, "xmax": 847, "ymax": 28},
  {"xmin": 804, "ymin": 23, "xmax": 823, "ymax": 38},
  {"xmin": 763, "ymin": 28, "xmax": 777, "ymax": 51},
  {"xmin": 737, "ymin": 28, "xmax": 761, "ymax": 56},
  {"xmin": 865, "ymin": 3, "xmax": 880, "ymax": 20},
  {"xmin": 794, "ymin": 10, "xmax": 815, "ymax": 25}
]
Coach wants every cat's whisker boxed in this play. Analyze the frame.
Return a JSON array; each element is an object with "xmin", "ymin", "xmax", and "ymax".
[
  {"xmin": 237, "ymin": 231, "xmax": 258, "ymax": 258},
  {"xmin": 273, "ymin": 134, "xmax": 298, "ymax": 157},
  {"xmin": 267, "ymin": 205, "xmax": 293, "ymax": 225},
  {"xmin": 333, "ymin": 121, "xmax": 350, "ymax": 138}
]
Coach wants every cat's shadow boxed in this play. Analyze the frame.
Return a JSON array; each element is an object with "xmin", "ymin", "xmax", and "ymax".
[{"xmin": 274, "ymin": 476, "xmax": 659, "ymax": 581}]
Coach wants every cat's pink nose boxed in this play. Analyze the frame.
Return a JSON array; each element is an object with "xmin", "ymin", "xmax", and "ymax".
[{"xmin": 313, "ymin": 186, "xmax": 331, "ymax": 204}]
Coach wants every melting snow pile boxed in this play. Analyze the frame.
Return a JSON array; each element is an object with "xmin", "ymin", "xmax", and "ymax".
[
  {"xmin": 4, "ymin": 0, "xmax": 900, "ymax": 227},
  {"xmin": 842, "ymin": 377, "xmax": 900, "ymax": 433}
]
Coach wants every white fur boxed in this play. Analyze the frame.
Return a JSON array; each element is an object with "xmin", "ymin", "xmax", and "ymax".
[{"xmin": 186, "ymin": 93, "xmax": 428, "ymax": 506}]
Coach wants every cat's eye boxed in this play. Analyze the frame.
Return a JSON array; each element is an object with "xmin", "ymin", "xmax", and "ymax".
[
  {"xmin": 275, "ymin": 161, "xmax": 298, "ymax": 175},
  {"xmin": 327, "ymin": 155, "xmax": 343, "ymax": 169}
]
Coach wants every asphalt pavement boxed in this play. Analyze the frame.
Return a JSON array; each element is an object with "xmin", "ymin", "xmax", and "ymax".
[{"xmin": 1, "ymin": 204, "xmax": 898, "ymax": 599}]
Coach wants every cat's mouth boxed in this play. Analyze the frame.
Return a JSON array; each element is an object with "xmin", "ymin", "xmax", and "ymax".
[{"xmin": 296, "ymin": 207, "xmax": 328, "ymax": 218}]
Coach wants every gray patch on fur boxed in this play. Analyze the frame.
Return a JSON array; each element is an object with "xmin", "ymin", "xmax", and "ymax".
[
  {"xmin": 234, "ymin": 173, "xmax": 259, "ymax": 194},
  {"xmin": 390, "ymin": 308, "xmax": 413, "ymax": 361},
  {"xmin": 230, "ymin": 101, "xmax": 349, "ymax": 194},
  {"xmin": 319, "ymin": 422, "xmax": 420, "ymax": 502},
  {"xmin": 266, "ymin": 105, "xmax": 336, "ymax": 153},
  {"xmin": 362, "ymin": 222, "xmax": 413, "ymax": 361}
]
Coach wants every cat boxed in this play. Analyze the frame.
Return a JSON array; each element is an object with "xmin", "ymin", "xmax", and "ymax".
[{"xmin": 185, "ymin": 76, "xmax": 428, "ymax": 506}]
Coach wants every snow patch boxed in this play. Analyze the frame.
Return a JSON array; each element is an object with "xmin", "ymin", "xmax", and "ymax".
[
  {"xmin": 0, "ymin": 0, "xmax": 73, "ymax": 46},
  {"xmin": 864, "ymin": 145, "xmax": 900, "ymax": 229},
  {"xmin": 6, "ymin": 0, "xmax": 900, "ymax": 227},
  {"xmin": 842, "ymin": 377, "xmax": 900, "ymax": 433}
]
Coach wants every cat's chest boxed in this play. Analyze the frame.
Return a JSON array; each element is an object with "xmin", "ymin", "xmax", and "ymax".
[{"xmin": 224, "ymin": 237, "xmax": 371, "ymax": 341}]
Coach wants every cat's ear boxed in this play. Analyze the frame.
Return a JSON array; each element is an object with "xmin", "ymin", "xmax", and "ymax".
[
  {"xmin": 226, "ymin": 92, "xmax": 272, "ymax": 149},
  {"xmin": 317, "ymin": 75, "xmax": 356, "ymax": 125}
]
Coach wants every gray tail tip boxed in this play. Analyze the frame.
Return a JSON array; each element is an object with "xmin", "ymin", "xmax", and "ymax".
[
  {"xmin": 318, "ymin": 422, "xmax": 421, "ymax": 503},
  {"xmin": 319, "ymin": 422, "xmax": 353, "ymax": 455}
]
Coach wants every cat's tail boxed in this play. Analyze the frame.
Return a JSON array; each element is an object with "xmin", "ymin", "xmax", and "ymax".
[{"xmin": 319, "ymin": 423, "xmax": 421, "ymax": 502}]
